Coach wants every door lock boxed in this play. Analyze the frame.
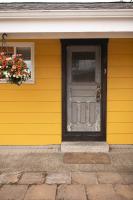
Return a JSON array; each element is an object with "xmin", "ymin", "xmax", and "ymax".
[{"xmin": 96, "ymin": 84, "xmax": 101, "ymax": 102}]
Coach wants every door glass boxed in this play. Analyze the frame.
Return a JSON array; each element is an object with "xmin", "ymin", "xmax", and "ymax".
[
  {"xmin": 72, "ymin": 52, "xmax": 96, "ymax": 82},
  {"xmin": 67, "ymin": 47, "xmax": 101, "ymax": 133}
]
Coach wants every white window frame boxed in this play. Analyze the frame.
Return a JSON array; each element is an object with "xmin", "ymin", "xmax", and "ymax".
[{"xmin": 0, "ymin": 42, "xmax": 35, "ymax": 84}]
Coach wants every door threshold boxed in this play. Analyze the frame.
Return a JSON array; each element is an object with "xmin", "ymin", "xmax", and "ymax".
[{"xmin": 61, "ymin": 142, "xmax": 109, "ymax": 153}]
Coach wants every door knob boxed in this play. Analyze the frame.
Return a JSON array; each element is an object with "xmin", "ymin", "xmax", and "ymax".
[{"xmin": 96, "ymin": 84, "xmax": 101, "ymax": 102}]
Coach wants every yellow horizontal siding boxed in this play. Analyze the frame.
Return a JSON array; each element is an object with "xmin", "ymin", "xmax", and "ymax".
[
  {"xmin": 36, "ymin": 68, "xmax": 61, "ymax": 78},
  {"xmin": 0, "ymin": 91, "xmax": 61, "ymax": 101},
  {"xmin": 108, "ymin": 66, "xmax": 133, "ymax": 77},
  {"xmin": 36, "ymin": 56, "xmax": 61, "ymax": 67},
  {"xmin": 108, "ymin": 89, "xmax": 133, "ymax": 100},
  {"xmin": 36, "ymin": 45, "xmax": 61, "ymax": 55},
  {"xmin": 0, "ymin": 135, "xmax": 61, "ymax": 145},
  {"xmin": 108, "ymin": 101, "xmax": 133, "ymax": 111},
  {"xmin": 0, "ymin": 102, "xmax": 61, "ymax": 112},
  {"xmin": 107, "ymin": 134, "xmax": 133, "ymax": 144},
  {"xmin": 0, "ymin": 79, "xmax": 61, "ymax": 90},
  {"xmin": 107, "ymin": 123, "xmax": 133, "ymax": 134},
  {"xmin": 108, "ymin": 112, "xmax": 133, "ymax": 123},
  {"xmin": 0, "ymin": 39, "xmax": 61, "ymax": 145},
  {"xmin": 0, "ymin": 124, "xmax": 61, "ymax": 135},
  {"xmin": 107, "ymin": 39, "xmax": 133, "ymax": 144},
  {"xmin": 108, "ymin": 78, "xmax": 133, "ymax": 89},
  {"xmin": 1, "ymin": 38, "xmax": 133, "ymax": 145},
  {"xmin": 108, "ymin": 54, "xmax": 133, "ymax": 67},
  {"xmin": 0, "ymin": 113, "xmax": 61, "ymax": 123},
  {"xmin": 108, "ymin": 39, "xmax": 133, "ymax": 54}
]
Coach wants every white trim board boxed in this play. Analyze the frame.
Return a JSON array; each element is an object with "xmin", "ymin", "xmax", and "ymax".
[
  {"xmin": 0, "ymin": 9, "xmax": 133, "ymax": 37},
  {"xmin": 0, "ymin": 10, "xmax": 133, "ymax": 19},
  {"xmin": 4, "ymin": 32, "xmax": 133, "ymax": 39},
  {"xmin": 0, "ymin": 19, "xmax": 133, "ymax": 34}
]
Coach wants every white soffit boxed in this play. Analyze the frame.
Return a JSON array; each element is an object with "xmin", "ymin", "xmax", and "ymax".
[
  {"xmin": 0, "ymin": 9, "xmax": 133, "ymax": 37},
  {"xmin": 2, "ymin": 32, "xmax": 133, "ymax": 39}
]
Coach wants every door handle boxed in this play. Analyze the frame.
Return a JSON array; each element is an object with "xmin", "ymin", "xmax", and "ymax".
[{"xmin": 96, "ymin": 84, "xmax": 101, "ymax": 102}]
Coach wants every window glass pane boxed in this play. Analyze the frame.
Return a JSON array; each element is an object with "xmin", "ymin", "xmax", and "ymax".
[
  {"xmin": 0, "ymin": 47, "xmax": 14, "ymax": 56},
  {"xmin": 16, "ymin": 47, "xmax": 31, "ymax": 60},
  {"xmin": 25, "ymin": 60, "xmax": 32, "ymax": 73},
  {"xmin": 72, "ymin": 52, "xmax": 95, "ymax": 82},
  {"xmin": 16, "ymin": 47, "xmax": 32, "ymax": 81}
]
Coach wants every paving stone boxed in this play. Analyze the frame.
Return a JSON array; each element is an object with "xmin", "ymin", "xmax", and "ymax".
[
  {"xmin": 120, "ymin": 173, "xmax": 133, "ymax": 184},
  {"xmin": 72, "ymin": 172, "xmax": 98, "ymax": 185},
  {"xmin": 24, "ymin": 184, "xmax": 57, "ymax": 200},
  {"xmin": 19, "ymin": 172, "xmax": 44, "ymax": 184},
  {"xmin": 86, "ymin": 184, "xmax": 123, "ymax": 200},
  {"xmin": 0, "ymin": 151, "xmax": 132, "ymax": 172},
  {"xmin": 0, "ymin": 185, "xmax": 28, "ymax": 200},
  {"xmin": 114, "ymin": 184, "xmax": 133, "ymax": 200},
  {"xmin": 46, "ymin": 172, "xmax": 71, "ymax": 184},
  {"xmin": 97, "ymin": 172, "xmax": 124, "ymax": 184},
  {"xmin": 0, "ymin": 171, "xmax": 22, "ymax": 184},
  {"xmin": 57, "ymin": 184, "xmax": 87, "ymax": 200}
]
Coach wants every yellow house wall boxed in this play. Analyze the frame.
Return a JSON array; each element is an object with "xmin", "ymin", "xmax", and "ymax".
[
  {"xmin": 0, "ymin": 38, "xmax": 133, "ymax": 145},
  {"xmin": 107, "ymin": 38, "xmax": 133, "ymax": 144},
  {"xmin": 0, "ymin": 39, "xmax": 62, "ymax": 145}
]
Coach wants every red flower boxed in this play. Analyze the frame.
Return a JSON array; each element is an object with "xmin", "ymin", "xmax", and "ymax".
[
  {"xmin": 17, "ymin": 65, "xmax": 21, "ymax": 69},
  {"xmin": 2, "ymin": 60, "xmax": 7, "ymax": 67}
]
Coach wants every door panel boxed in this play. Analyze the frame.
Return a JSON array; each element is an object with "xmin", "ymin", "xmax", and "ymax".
[{"xmin": 67, "ymin": 46, "xmax": 101, "ymax": 132}]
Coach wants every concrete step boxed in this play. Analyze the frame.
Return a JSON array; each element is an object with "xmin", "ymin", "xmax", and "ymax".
[{"xmin": 61, "ymin": 142, "xmax": 109, "ymax": 153}]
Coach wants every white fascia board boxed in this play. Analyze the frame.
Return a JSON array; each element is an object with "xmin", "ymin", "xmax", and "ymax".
[
  {"xmin": 0, "ymin": 18, "xmax": 133, "ymax": 33},
  {"xmin": 0, "ymin": 9, "xmax": 133, "ymax": 36},
  {"xmin": 0, "ymin": 9, "xmax": 133, "ymax": 19}
]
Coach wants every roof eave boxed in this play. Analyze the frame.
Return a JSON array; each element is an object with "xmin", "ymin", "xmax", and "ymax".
[{"xmin": 0, "ymin": 9, "xmax": 133, "ymax": 19}]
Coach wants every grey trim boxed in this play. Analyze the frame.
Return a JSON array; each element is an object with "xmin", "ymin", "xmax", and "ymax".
[
  {"xmin": 0, "ymin": 145, "xmax": 61, "ymax": 153},
  {"xmin": 110, "ymin": 144, "xmax": 133, "ymax": 149},
  {"xmin": 0, "ymin": 2, "xmax": 133, "ymax": 11},
  {"xmin": 0, "ymin": 144, "xmax": 132, "ymax": 154},
  {"xmin": 0, "ymin": 143, "xmax": 109, "ymax": 153},
  {"xmin": 61, "ymin": 142, "xmax": 109, "ymax": 152}
]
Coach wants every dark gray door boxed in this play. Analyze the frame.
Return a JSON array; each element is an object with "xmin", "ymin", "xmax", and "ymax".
[{"xmin": 67, "ymin": 46, "xmax": 101, "ymax": 132}]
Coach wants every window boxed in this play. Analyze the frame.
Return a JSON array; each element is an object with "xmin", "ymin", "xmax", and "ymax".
[
  {"xmin": 0, "ymin": 42, "xmax": 35, "ymax": 83},
  {"xmin": 72, "ymin": 51, "xmax": 96, "ymax": 82}
]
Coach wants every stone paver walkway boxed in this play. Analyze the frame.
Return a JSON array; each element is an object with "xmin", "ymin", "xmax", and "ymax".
[
  {"xmin": 0, "ymin": 171, "xmax": 133, "ymax": 200},
  {"xmin": 0, "ymin": 149, "xmax": 133, "ymax": 199}
]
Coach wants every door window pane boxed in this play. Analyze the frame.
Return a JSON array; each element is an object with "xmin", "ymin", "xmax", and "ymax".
[{"xmin": 72, "ymin": 52, "xmax": 96, "ymax": 82}]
